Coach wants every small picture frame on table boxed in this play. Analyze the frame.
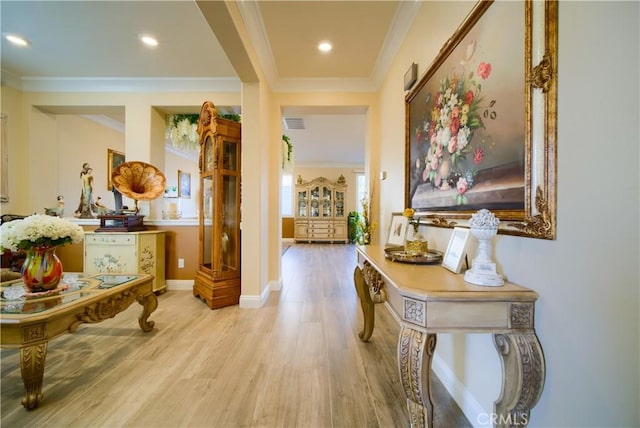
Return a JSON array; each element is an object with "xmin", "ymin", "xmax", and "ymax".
[
  {"xmin": 442, "ymin": 227, "xmax": 471, "ymax": 273},
  {"xmin": 387, "ymin": 214, "xmax": 409, "ymax": 247}
]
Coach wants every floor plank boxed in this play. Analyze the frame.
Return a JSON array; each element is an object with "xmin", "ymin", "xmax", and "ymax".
[{"xmin": 1, "ymin": 243, "xmax": 470, "ymax": 428}]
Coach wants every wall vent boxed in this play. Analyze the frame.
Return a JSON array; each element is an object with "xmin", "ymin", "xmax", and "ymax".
[{"xmin": 283, "ymin": 117, "xmax": 305, "ymax": 130}]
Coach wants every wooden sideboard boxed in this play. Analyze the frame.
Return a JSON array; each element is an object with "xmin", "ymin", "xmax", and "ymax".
[
  {"xmin": 354, "ymin": 244, "xmax": 545, "ymax": 428},
  {"xmin": 294, "ymin": 175, "xmax": 348, "ymax": 243}
]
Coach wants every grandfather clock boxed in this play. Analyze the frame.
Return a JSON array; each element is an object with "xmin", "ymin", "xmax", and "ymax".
[{"xmin": 193, "ymin": 101, "xmax": 241, "ymax": 309}]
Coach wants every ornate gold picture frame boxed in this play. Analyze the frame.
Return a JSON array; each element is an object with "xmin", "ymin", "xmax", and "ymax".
[
  {"xmin": 178, "ymin": 170, "xmax": 191, "ymax": 198},
  {"xmin": 107, "ymin": 149, "xmax": 125, "ymax": 191},
  {"xmin": 0, "ymin": 114, "xmax": 8, "ymax": 203},
  {"xmin": 404, "ymin": 0, "xmax": 557, "ymax": 239}
]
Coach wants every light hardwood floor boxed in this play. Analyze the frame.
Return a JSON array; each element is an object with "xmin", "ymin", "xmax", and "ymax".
[{"xmin": 1, "ymin": 244, "xmax": 470, "ymax": 428}]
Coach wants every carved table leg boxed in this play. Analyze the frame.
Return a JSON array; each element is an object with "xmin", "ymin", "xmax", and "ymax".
[
  {"xmin": 493, "ymin": 333, "xmax": 545, "ymax": 428},
  {"xmin": 398, "ymin": 326, "xmax": 437, "ymax": 428},
  {"xmin": 353, "ymin": 266, "xmax": 375, "ymax": 342},
  {"xmin": 20, "ymin": 343, "xmax": 48, "ymax": 409},
  {"xmin": 136, "ymin": 292, "xmax": 158, "ymax": 332}
]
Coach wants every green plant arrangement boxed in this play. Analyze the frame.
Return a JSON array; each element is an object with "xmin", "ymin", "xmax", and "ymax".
[
  {"xmin": 348, "ymin": 211, "xmax": 360, "ymax": 243},
  {"xmin": 166, "ymin": 114, "xmax": 199, "ymax": 151},
  {"xmin": 354, "ymin": 195, "xmax": 376, "ymax": 245},
  {"xmin": 166, "ymin": 113, "xmax": 241, "ymax": 152},
  {"xmin": 169, "ymin": 114, "xmax": 199, "ymax": 128},
  {"xmin": 219, "ymin": 113, "xmax": 242, "ymax": 122},
  {"xmin": 282, "ymin": 134, "xmax": 294, "ymax": 172}
]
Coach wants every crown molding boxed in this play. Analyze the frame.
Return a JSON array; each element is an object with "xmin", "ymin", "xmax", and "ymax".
[
  {"xmin": 369, "ymin": 1, "xmax": 422, "ymax": 88},
  {"xmin": 272, "ymin": 78, "xmax": 377, "ymax": 93},
  {"xmin": 2, "ymin": 75, "xmax": 241, "ymax": 93},
  {"xmin": 236, "ymin": 1, "xmax": 279, "ymax": 87},
  {"xmin": 0, "ymin": 69, "xmax": 22, "ymax": 90},
  {"xmin": 237, "ymin": 1, "xmax": 420, "ymax": 93},
  {"xmin": 81, "ymin": 115, "xmax": 125, "ymax": 133},
  {"xmin": 165, "ymin": 144, "xmax": 199, "ymax": 163},
  {"xmin": 295, "ymin": 161, "xmax": 365, "ymax": 169},
  {"xmin": 1, "ymin": 2, "xmax": 420, "ymax": 95}
]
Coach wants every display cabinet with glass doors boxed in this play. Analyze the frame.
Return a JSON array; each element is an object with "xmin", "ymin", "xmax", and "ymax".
[
  {"xmin": 294, "ymin": 175, "xmax": 348, "ymax": 243},
  {"xmin": 193, "ymin": 101, "xmax": 241, "ymax": 309}
]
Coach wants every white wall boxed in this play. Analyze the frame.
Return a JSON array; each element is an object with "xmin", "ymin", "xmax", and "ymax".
[
  {"xmin": 55, "ymin": 115, "xmax": 127, "ymax": 214},
  {"xmin": 24, "ymin": 112, "xmax": 199, "ymax": 219},
  {"xmin": 163, "ymin": 149, "xmax": 199, "ymax": 219},
  {"xmin": 377, "ymin": 1, "xmax": 639, "ymax": 427}
]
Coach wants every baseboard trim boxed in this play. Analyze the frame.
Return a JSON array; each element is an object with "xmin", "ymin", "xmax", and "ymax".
[
  {"xmin": 166, "ymin": 279, "xmax": 193, "ymax": 291},
  {"xmin": 270, "ymin": 277, "xmax": 283, "ymax": 291},
  {"xmin": 239, "ymin": 282, "xmax": 272, "ymax": 308},
  {"xmin": 383, "ymin": 301, "xmax": 402, "ymax": 325},
  {"xmin": 169, "ymin": 279, "xmax": 278, "ymax": 309},
  {"xmin": 381, "ymin": 302, "xmax": 486, "ymax": 428},
  {"xmin": 432, "ymin": 354, "xmax": 488, "ymax": 428}
]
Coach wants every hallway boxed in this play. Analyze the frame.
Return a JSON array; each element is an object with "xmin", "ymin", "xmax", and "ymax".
[{"xmin": 1, "ymin": 243, "xmax": 469, "ymax": 427}]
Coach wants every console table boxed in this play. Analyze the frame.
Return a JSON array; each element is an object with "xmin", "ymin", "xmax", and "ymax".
[
  {"xmin": 354, "ymin": 245, "xmax": 545, "ymax": 428},
  {"xmin": 0, "ymin": 273, "xmax": 158, "ymax": 409}
]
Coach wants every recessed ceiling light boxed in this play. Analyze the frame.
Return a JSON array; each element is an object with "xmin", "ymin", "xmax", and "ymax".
[
  {"xmin": 4, "ymin": 34, "xmax": 30, "ymax": 47},
  {"xmin": 139, "ymin": 34, "xmax": 159, "ymax": 47},
  {"xmin": 318, "ymin": 41, "xmax": 333, "ymax": 53}
]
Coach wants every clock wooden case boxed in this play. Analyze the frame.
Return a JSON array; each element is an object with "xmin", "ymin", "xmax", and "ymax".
[{"xmin": 193, "ymin": 101, "xmax": 241, "ymax": 309}]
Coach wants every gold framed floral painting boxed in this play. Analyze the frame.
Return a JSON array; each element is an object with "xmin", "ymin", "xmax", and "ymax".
[
  {"xmin": 405, "ymin": 0, "xmax": 557, "ymax": 239},
  {"xmin": 0, "ymin": 114, "xmax": 8, "ymax": 202}
]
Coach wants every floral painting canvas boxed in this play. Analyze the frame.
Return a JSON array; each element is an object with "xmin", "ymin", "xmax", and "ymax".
[{"xmin": 406, "ymin": 1, "xmax": 525, "ymax": 212}]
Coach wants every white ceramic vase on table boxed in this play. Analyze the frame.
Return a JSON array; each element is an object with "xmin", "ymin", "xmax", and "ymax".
[{"xmin": 464, "ymin": 209, "xmax": 504, "ymax": 287}]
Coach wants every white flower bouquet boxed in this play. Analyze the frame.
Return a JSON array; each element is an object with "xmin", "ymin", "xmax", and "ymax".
[{"xmin": 0, "ymin": 214, "xmax": 84, "ymax": 251}]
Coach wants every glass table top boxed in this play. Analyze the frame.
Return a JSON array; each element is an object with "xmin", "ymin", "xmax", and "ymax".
[{"xmin": 0, "ymin": 273, "xmax": 142, "ymax": 315}]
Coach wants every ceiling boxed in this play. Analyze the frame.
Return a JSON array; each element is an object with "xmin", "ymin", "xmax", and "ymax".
[{"xmin": 0, "ymin": 1, "xmax": 420, "ymax": 166}]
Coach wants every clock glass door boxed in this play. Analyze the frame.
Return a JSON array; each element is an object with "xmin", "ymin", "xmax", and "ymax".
[
  {"xmin": 201, "ymin": 135, "xmax": 214, "ymax": 270},
  {"xmin": 220, "ymin": 140, "xmax": 239, "ymax": 274}
]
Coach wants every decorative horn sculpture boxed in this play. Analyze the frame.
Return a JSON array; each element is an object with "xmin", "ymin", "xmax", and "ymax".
[{"xmin": 111, "ymin": 161, "xmax": 166, "ymax": 214}]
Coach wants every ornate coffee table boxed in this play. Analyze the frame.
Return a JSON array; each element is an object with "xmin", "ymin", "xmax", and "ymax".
[{"xmin": 0, "ymin": 273, "xmax": 158, "ymax": 409}]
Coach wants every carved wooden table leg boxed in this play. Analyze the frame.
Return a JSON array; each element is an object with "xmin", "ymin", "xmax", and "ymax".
[
  {"xmin": 353, "ymin": 266, "xmax": 375, "ymax": 341},
  {"xmin": 493, "ymin": 333, "xmax": 545, "ymax": 428},
  {"xmin": 20, "ymin": 343, "xmax": 47, "ymax": 410},
  {"xmin": 137, "ymin": 292, "xmax": 158, "ymax": 332},
  {"xmin": 399, "ymin": 326, "xmax": 437, "ymax": 428}
]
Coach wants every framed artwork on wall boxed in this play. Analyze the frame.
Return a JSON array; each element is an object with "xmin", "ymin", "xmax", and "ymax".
[
  {"xmin": 178, "ymin": 170, "xmax": 191, "ymax": 198},
  {"xmin": 404, "ymin": 0, "xmax": 557, "ymax": 239},
  {"xmin": 107, "ymin": 149, "xmax": 125, "ymax": 191},
  {"xmin": 1, "ymin": 114, "xmax": 8, "ymax": 202}
]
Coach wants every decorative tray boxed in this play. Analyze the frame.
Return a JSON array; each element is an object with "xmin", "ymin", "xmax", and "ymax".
[{"xmin": 384, "ymin": 247, "xmax": 443, "ymax": 264}]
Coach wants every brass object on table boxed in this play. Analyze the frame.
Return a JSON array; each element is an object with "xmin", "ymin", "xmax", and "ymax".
[
  {"xmin": 384, "ymin": 246, "xmax": 443, "ymax": 264},
  {"xmin": 404, "ymin": 239, "xmax": 429, "ymax": 255},
  {"xmin": 111, "ymin": 161, "xmax": 166, "ymax": 203},
  {"xmin": 98, "ymin": 161, "xmax": 166, "ymax": 232},
  {"xmin": 111, "ymin": 161, "xmax": 166, "ymax": 214}
]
